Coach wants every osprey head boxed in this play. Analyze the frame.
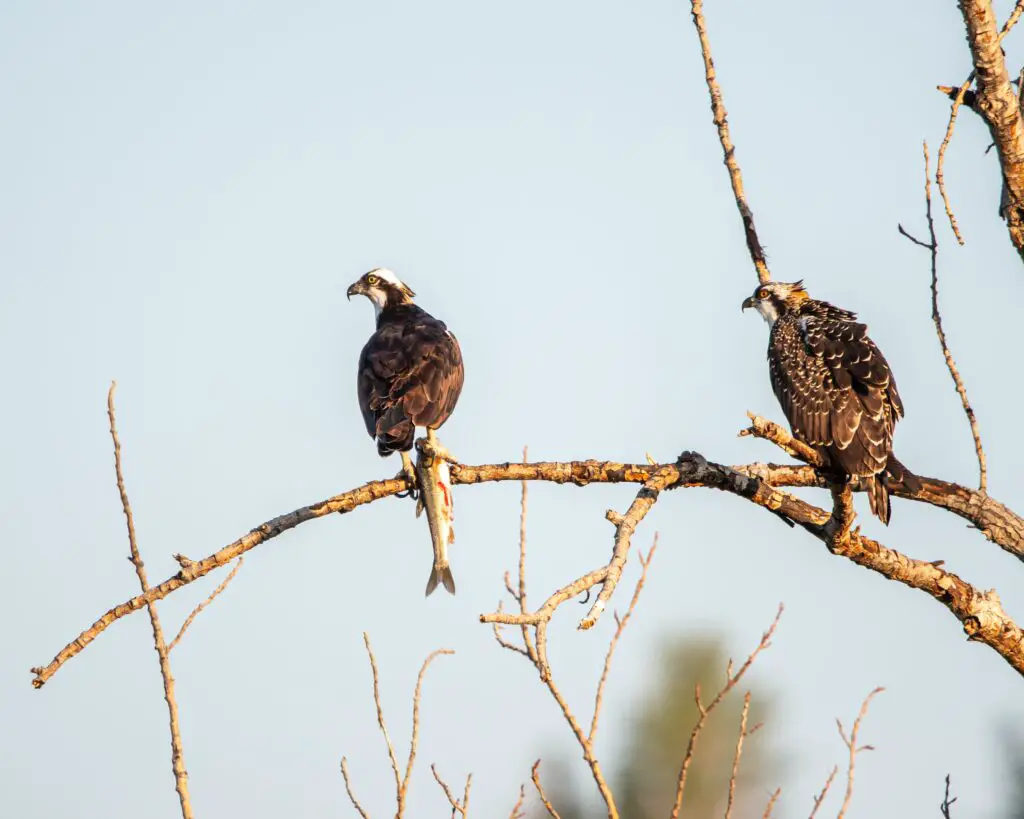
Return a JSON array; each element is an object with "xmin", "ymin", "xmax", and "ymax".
[
  {"xmin": 347, "ymin": 268, "xmax": 416, "ymax": 314},
  {"xmin": 741, "ymin": 280, "xmax": 809, "ymax": 325}
]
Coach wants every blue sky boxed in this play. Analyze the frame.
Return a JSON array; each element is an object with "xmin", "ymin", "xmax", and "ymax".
[{"xmin": 3, "ymin": 1, "xmax": 1024, "ymax": 816}]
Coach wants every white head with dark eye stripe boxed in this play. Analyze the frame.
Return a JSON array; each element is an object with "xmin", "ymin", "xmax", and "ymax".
[
  {"xmin": 347, "ymin": 268, "xmax": 417, "ymax": 316},
  {"xmin": 741, "ymin": 280, "xmax": 809, "ymax": 326}
]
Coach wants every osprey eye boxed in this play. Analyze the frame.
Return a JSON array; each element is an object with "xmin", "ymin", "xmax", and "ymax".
[
  {"xmin": 367, "ymin": 275, "xmax": 379, "ymax": 285},
  {"xmin": 757, "ymin": 288, "xmax": 769, "ymax": 299}
]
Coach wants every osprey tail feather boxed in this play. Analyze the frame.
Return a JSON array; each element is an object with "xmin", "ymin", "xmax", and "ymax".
[{"xmin": 865, "ymin": 454, "xmax": 920, "ymax": 526}]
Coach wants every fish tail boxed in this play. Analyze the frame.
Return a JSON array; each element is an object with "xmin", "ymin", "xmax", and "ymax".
[{"xmin": 425, "ymin": 564, "xmax": 456, "ymax": 597}]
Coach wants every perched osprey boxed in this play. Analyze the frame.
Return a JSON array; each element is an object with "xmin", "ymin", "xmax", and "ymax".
[
  {"xmin": 347, "ymin": 267, "xmax": 465, "ymax": 594},
  {"xmin": 742, "ymin": 280, "xmax": 918, "ymax": 524}
]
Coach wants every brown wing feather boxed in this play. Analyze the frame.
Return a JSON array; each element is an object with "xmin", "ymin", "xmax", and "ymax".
[{"xmin": 356, "ymin": 307, "xmax": 464, "ymax": 455}]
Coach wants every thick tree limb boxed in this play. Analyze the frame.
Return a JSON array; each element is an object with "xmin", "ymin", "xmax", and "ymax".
[
  {"xmin": 955, "ymin": 0, "xmax": 1024, "ymax": 261},
  {"xmin": 31, "ymin": 436, "xmax": 1024, "ymax": 688}
]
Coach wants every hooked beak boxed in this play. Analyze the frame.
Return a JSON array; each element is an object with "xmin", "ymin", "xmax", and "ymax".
[
  {"xmin": 347, "ymin": 282, "xmax": 365, "ymax": 301},
  {"xmin": 741, "ymin": 296, "xmax": 755, "ymax": 312}
]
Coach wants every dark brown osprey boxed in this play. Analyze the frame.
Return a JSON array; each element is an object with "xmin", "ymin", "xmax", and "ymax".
[
  {"xmin": 347, "ymin": 267, "xmax": 465, "ymax": 594},
  {"xmin": 742, "ymin": 280, "xmax": 918, "ymax": 524}
]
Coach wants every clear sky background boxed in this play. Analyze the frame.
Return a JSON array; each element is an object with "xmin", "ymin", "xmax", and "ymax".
[{"xmin": 3, "ymin": 1, "xmax": 1024, "ymax": 816}]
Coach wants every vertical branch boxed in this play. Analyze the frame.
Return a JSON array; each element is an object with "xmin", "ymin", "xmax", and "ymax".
[
  {"xmin": 690, "ymin": 0, "xmax": 771, "ymax": 283},
  {"xmin": 107, "ymin": 383, "xmax": 194, "ymax": 819},
  {"xmin": 940, "ymin": 774, "xmax": 957, "ymax": 818},
  {"xmin": 362, "ymin": 633, "xmax": 403, "ymax": 808},
  {"xmin": 340, "ymin": 758, "xmax": 371, "ymax": 819},
  {"xmin": 936, "ymin": 74, "xmax": 973, "ymax": 245},
  {"xmin": 589, "ymin": 538, "xmax": 657, "ymax": 743},
  {"xmin": 762, "ymin": 788, "xmax": 781, "ymax": 819},
  {"xmin": 835, "ymin": 687, "xmax": 884, "ymax": 819},
  {"xmin": 901, "ymin": 142, "xmax": 987, "ymax": 491},
  {"xmin": 723, "ymin": 692, "xmax": 752, "ymax": 819},
  {"xmin": 517, "ymin": 446, "xmax": 536, "ymax": 661}
]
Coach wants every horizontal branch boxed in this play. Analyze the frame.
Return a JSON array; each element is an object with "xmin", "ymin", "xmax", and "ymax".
[{"xmin": 31, "ymin": 444, "xmax": 1024, "ymax": 688}]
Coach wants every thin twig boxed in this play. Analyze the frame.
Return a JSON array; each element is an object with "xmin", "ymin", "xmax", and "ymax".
[
  {"xmin": 531, "ymin": 761, "xmax": 562, "ymax": 819},
  {"xmin": 807, "ymin": 766, "xmax": 837, "ymax": 819},
  {"xmin": 432, "ymin": 765, "xmax": 470, "ymax": 818},
  {"xmin": 670, "ymin": 605, "xmax": 783, "ymax": 819},
  {"xmin": 1001, "ymin": 0, "xmax": 1024, "ymax": 39},
  {"xmin": 690, "ymin": 0, "xmax": 770, "ymax": 283},
  {"xmin": 902, "ymin": 141, "xmax": 987, "ymax": 492},
  {"xmin": 403, "ymin": 649, "xmax": 455, "ymax": 800},
  {"xmin": 340, "ymin": 758, "xmax": 371, "ymax": 819},
  {"xmin": 589, "ymin": 537, "xmax": 657, "ymax": 743},
  {"xmin": 168, "ymin": 558, "xmax": 244, "ymax": 651},
  {"xmin": 362, "ymin": 633, "xmax": 403, "ymax": 809},
  {"xmin": 724, "ymin": 692, "xmax": 752, "ymax": 819},
  {"xmin": 835, "ymin": 687, "xmax": 884, "ymax": 819},
  {"xmin": 518, "ymin": 446, "xmax": 536, "ymax": 661},
  {"xmin": 940, "ymin": 774, "xmax": 957, "ymax": 818},
  {"xmin": 936, "ymin": 74, "xmax": 972, "ymax": 245},
  {"xmin": 508, "ymin": 783, "xmax": 526, "ymax": 819},
  {"xmin": 762, "ymin": 787, "xmax": 781, "ymax": 819},
  {"xmin": 107, "ymin": 382, "xmax": 194, "ymax": 819}
]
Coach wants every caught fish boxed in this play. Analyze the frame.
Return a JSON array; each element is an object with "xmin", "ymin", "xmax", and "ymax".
[{"xmin": 416, "ymin": 452, "xmax": 456, "ymax": 596}]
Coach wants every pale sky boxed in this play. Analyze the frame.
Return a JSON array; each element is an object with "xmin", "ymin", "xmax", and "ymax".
[{"xmin": 4, "ymin": 1, "xmax": 1024, "ymax": 817}]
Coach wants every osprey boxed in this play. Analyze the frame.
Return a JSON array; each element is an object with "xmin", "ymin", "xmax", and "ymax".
[
  {"xmin": 348, "ymin": 268, "xmax": 465, "ymax": 595},
  {"xmin": 742, "ymin": 280, "xmax": 918, "ymax": 524}
]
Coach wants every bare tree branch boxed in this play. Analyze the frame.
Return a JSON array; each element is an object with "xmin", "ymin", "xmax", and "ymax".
[
  {"xmin": 33, "ymin": 443, "xmax": 1024, "ymax": 689},
  {"xmin": 531, "ymin": 760, "xmax": 562, "ymax": 819},
  {"xmin": 807, "ymin": 766, "xmax": 837, "ymax": 819},
  {"xmin": 835, "ymin": 687, "xmax": 884, "ymax": 819},
  {"xmin": 690, "ymin": 0, "xmax": 770, "ymax": 283},
  {"xmin": 940, "ymin": 774, "xmax": 958, "ymax": 818},
  {"xmin": 107, "ymin": 382, "xmax": 193, "ymax": 819},
  {"xmin": 901, "ymin": 141, "xmax": 987, "ymax": 492},
  {"xmin": 954, "ymin": 0, "xmax": 1024, "ymax": 261},
  {"xmin": 670, "ymin": 605, "xmax": 782, "ymax": 819},
  {"xmin": 168, "ymin": 558, "xmax": 243, "ymax": 652},
  {"xmin": 508, "ymin": 783, "xmax": 526, "ymax": 819},
  {"xmin": 762, "ymin": 787, "xmax": 781, "ymax": 819},
  {"xmin": 724, "ymin": 692, "xmax": 753, "ymax": 819},
  {"xmin": 936, "ymin": 73, "xmax": 973, "ymax": 245},
  {"xmin": 340, "ymin": 757, "xmax": 371, "ymax": 819},
  {"xmin": 432, "ymin": 765, "xmax": 471, "ymax": 818},
  {"xmin": 590, "ymin": 537, "xmax": 657, "ymax": 743},
  {"xmin": 344, "ymin": 637, "xmax": 453, "ymax": 819}
]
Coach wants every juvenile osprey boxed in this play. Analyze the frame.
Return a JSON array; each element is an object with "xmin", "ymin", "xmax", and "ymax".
[
  {"xmin": 742, "ymin": 280, "xmax": 917, "ymax": 524},
  {"xmin": 347, "ymin": 267, "xmax": 465, "ymax": 594}
]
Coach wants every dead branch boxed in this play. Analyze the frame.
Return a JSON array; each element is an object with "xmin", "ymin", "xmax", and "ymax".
[
  {"xmin": 107, "ymin": 383, "xmax": 193, "ymax": 819},
  {"xmin": 689, "ymin": 0, "xmax": 770, "ymax": 282},
  {"xmin": 724, "ymin": 692, "xmax": 753, "ymax": 819},
  {"xmin": 347, "ymin": 634, "xmax": 453, "ymax": 818},
  {"xmin": 508, "ymin": 783, "xmax": 526, "ymax": 819},
  {"xmin": 33, "ymin": 445, "xmax": 1024, "ymax": 689},
  {"xmin": 531, "ymin": 760, "xmax": 562, "ymax": 819},
  {"xmin": 431, "ymin": 765, "xmax": 471, "ymax": 818},
  {"xmin": 168, "ymin": 557, "xmax": 243, "ymax": 652},
  {"xmin": 807, "ymin": 766, "xmax": 837, "ymax": 819},
  {"xmin": 900, "ymin": 142, "xmax": 987, "ymax": 492},
  {"xmin": 835, "ymin": 687, "xmax": 884, "ymax": 819},
  {"xmin": 936, "ymin": 74, "xmax": 973, "ymax": 244},
  {"xmin": 954, "ymin": 0, "xmax": 1024, "ymax": 261},
  {"xmin": 670, "ymin": 605, "xmax": 782, "ymax": 819},
  {"xmin": 940, "ymin": 774, "xmax": 957, "ymax": 817},
  {"xmin": 589, "ymin": 537, "xmax": 656, "ymax": 744},
  {"xmin": 340, "ymin": 758, "xmax": 371, "ymax": 819},
  {"xmin": 762, "ymin": 787, "xmax": 781, "ymax": 819}
]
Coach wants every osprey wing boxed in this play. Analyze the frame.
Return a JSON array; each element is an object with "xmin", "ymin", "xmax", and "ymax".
[
  {"xmin": 394, "ymin": 319, "xmax": 464, "ymax": 430},
  {"xmin": 803, "ymin": 309, "xmax": 898, "ymax": 477}
]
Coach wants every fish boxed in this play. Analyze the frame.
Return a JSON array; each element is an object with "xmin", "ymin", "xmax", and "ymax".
[{"xmin": 415, "ymin": 450, "xmax": 456, "ymax": 596}]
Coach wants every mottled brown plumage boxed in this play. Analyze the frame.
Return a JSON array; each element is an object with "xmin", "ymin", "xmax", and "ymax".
[{"xmin": 743, "ymin": 281, "xmax": 918, "ymax": 524}]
